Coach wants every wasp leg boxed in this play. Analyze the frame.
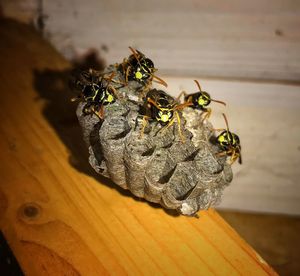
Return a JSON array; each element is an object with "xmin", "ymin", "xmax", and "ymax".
[
  {"xmin": 89, "ymin": 105, "xmax": 102, "ymax": 119},
  {"xmin": 176, "ymin": 91, "xmax": 188, "ymax": 103},
  {"xmin": 216, "ymin": 151, "xmax": 227, "ymax": 157},
  {"xmin": 105, "ymin": 72, "xmax": 126, "ymax": 87},
  {"xmin": 175, "ymin": 101, "xmax": 193, "ymax": 111},
  {"xmin": 216, "ymin": 149, "xmax": 240, "ymax": 165},
  {"xmin": 140, "ymin": 115, "xmax": 150, "ymax": 139},
  {"xmin": 125, "ymin": 66, "xmax": 131, "ymax": 84},
  {"xmin": 138, "ymin": 80, "xmax": 152, "ymax": 100},
  {"xmin": 229, "ymin": 150, "xmax": 242, "ymax": 165},
  {"xmin": 144, "ymin": 79, "xmax": 152, "ymax": 91},
  {"xmin": 109, "ymin": 85, "xmax": 123, "ymax": 100},
  {"xmin": 200, "ymin": 108, "xmax": 212, "ymax": 124},
  {"xmin": 175, "ymin": 111, "xmax": 185, "ymax": 143},
  {"xmin": 112, "ymin": 78, "xmax": 127, "ymax": 87},
  {"xmin": 120, "ymin": 58, "xmax": 128, "ymax": 75},
  {"xmin": 216, "ymin": 149, "xmax": 232, "ymax": 158},
  {"xmin": 98, "ymin": 105, "xmax": 105, "ymax": 119}
]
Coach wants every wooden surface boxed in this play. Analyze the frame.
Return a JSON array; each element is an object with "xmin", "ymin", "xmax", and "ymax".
[
  {"xmin": 0, "ymin": 19, "xmax": 278, "ymax": 275},
  {"xmin": 3, "ymin": 0, "xmax": 300, "ymax": 82}
]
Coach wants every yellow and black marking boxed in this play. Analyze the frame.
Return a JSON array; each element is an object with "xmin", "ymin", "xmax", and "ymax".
[
  {"xmin": 71, "ymin": 71, "xmax": 117, "ymax": 119},
  {"xmin": 215, "ymin": 113, "xmax": 242, "ymax": 165},
  {"xmin": 140, "ymin": 89, "xmax": 188, "ymax": 142},
  {"xmin": 177, "ymin": 80, "xmax": 226, "ymax": 122},
  {"xmin": 119, "ymin": 47, "xmax": 167, "ymax": 89}
]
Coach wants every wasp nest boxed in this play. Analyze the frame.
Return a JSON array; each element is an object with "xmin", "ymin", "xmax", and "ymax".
[{"xmin": 75, "ymin": 65, "xmax": 233, "ymax": 216}]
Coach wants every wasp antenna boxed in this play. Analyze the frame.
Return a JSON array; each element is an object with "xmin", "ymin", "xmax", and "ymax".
[
  {"xmin": 129, "ymin": 46, "xmax": 138, "ymax": 55},
  {"xmin": 174, "ymin": 101, "xmax": 193, "ymax": 110},
  {"xmin": 128, "ymin": 46, "xmax": 142, "ymax": 65},
  {"xmin": 222, "ymin": 113, "xmax": 230, "ymax": 132},
  {"xmin": 147, "ymin": 97, "xmax": 161, "ymax": 109},
  {"xmin": 106, "ymin": 71, "xmax": 115, "ymax": 84},
  {"xmin": 194, "ymin": 80, "xmax": 202, "ymax": 91},
  {"xmin": 152, "ymin": 75, "xmax": 168, "ymax": 88},
  {"xmin": 211, "ymin": 98, "xmax": 226, "ymax": 106}
]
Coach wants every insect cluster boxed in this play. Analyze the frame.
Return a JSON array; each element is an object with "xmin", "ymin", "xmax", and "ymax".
[{"xmin": 72, "ymin": 47, "xmax": 241, "ymax": 216}]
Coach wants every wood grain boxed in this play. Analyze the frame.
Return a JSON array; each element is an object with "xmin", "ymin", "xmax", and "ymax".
[
  {"xmin": 0, "ymin": 19, "xmax": 277, "ymax": 275},
  {"xmin": 2, "ymin": 0, "xmax": 300, "ymax": 82}
]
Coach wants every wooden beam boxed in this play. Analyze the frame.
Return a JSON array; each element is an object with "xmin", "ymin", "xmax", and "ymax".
[{"xmin": 43, "ymin": 0, "xmax": 300, "ymax": 82}]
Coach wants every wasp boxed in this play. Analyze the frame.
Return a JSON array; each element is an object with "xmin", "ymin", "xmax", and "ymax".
[
  {"xmin": 119, "ymin": 47, "xmax": 167, "ymax": 90},
  {"xmin": 177, "ymin": 80, "xmax": 226, "ymax": 122},
  {"xmin": 140, "ymin": 89, "xmax": 187, "ymax": 142},
  {"xmin": 71, "ymin": 70, "xmax": 118, "ymax": 119},
  {"xmin": 214, "ymin": 113, "xmax": 242, "ymax": 165}
]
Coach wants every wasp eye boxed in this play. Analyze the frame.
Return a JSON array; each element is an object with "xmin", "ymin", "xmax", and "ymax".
[
  {"xmin": 144, "ymin": 58, "xmax": 154, "ymax": 69},
  {"xmin": 234, "ymin": 134, "xmax": 240, "ymax": 144}
]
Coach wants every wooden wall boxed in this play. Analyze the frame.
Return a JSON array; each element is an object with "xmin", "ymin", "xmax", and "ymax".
[{"xmin": 2, "ymin": 0, "xmax": 300, "ymax": 81}]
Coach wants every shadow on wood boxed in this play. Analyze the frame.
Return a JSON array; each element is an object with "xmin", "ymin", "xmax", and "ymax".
[{"xmin": 32, "ymin": 51, "xmax": 179, "ymax": 217}]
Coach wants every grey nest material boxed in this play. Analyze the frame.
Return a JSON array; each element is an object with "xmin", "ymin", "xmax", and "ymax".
[{"xmin": 76, "ymin": 67, "xmax": 233, "ymax": 216}]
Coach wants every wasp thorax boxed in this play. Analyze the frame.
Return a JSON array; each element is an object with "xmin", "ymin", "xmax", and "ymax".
[
  {"xmin": 141, "ymin": 58, "xmax": 155, "ymax": 72},
  {"xmin": 135, "ymin": 58, "xmax": 154, "ymax": 81},
  {"xmin": 83, "ymin": 83, "xmax": 99, "ymax": 99},
  {"xmin": 232, "ymin": 133, "xmax": 240, "ymax": 146}
]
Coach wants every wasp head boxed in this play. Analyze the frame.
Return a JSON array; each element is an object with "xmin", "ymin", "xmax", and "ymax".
[
  {"xmin": 217, "ymin": 131, "xmax": 240, "ymax": 149},
  {"xmin": 196, "ymin": 92, "xmax": 211, "ymax": 107},
  {"xmin": 156, "ymin": 109, "xmax": 174, "ymax": 125}
]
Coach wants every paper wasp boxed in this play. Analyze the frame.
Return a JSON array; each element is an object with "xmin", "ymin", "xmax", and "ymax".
[
  {"xmin": 215, "ymin": 113, "xmax": 242, "ymax": 165},
  {"xmin": 177, "ymin": 80, "xmax": 226, "ymax": 122},
  {"xmin": 140, "ymin": 89, "xmax": 188, "ymax": 142},
  {"xmin": 119, "ymin": 47, "xmax": 167, "ymax": 90},
  {"xmin": 71, "ymin": 70, "xmax": 118, "ymax": 119}
]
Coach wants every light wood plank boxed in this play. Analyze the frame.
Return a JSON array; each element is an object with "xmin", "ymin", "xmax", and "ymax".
[
  {"xmin": 43, "ymin": 0, "xmax": 300, "ymax": 81},
  {"xmin": 3, "ymin": 0, "xmax": 300, "ymax": 81}
]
